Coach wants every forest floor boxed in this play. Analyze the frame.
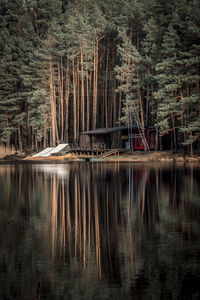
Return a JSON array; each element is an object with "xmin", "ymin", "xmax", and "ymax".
[{"xmin": 1, "ymin": 150, "xmax": 200, "ymax": 163}]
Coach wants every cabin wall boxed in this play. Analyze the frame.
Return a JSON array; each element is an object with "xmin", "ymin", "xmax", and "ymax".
[
  {"xmin": 111, "ymin": 131, "xmax": 122, "ymax": 148},
  {"xmin": 91, "ymin": 135, "xmax": 109, "ymax": 149},
  {"xmin": 79, "ymin": 127, "xmax": 172, "ymax": 151},
  {"xmin": 79, "ymin": 134, "xmax": 110, "ymax": 149},
  {"xmin": 79, "ymin": 134, "xmax": 91, "ymax": 148}
]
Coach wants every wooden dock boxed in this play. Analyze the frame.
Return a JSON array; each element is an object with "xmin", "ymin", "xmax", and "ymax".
[
  {"xmin": 97, "ymin": 149, "xmax": 121, "ymax": 158},
  {"xmin": 69, "ymin": 148, "xmax": 129, "ymax": 161}
]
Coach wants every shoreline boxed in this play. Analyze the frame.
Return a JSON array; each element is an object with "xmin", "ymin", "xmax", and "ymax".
[{"xmin": 1, "ymin": 151, "xmax": 200, "ymax": 163}]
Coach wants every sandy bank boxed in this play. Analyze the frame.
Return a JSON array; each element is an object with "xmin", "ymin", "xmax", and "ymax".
[
  {"xmin": 23, "ymin": 153, "xmax": 78, "ymax": 161},
  {"xmin": 22, "ymin": 151, "xmax": 200, "ymax": 163},
  {"xmin": 1, "ymin": 151, "xmax": 199, "ymax": 163}
]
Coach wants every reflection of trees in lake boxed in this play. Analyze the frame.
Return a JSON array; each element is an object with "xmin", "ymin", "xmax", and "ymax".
[{"xmin": 0, "ymin": 163, "xmax": 199, "ymax": 299}]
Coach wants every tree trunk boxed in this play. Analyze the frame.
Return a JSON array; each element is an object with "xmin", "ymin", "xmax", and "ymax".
[
  {"xmin": 53, "ymin": 79, "xmax": 59, "ymax": 142},
  {"xmin": 72, "ymin": 58, "xmax": 77, "ymax": 142},
  {"xmin": 190, "ymin": 142, "xmax": 193, "ymax": 156},
  {"xmin": 60, "ymin": 61, "xmax": 64, "ymax": 140},
  {"xmin": 58, "ymin": 64, "xmax": 61, "ymax": 138},
  {"xmin": 65, "ymin": 58, "xmax": 70, "ymax": 142},
  {"xmin": 31, "ymin": 129, "xmax": 34, "ymax": 151},
  {"xmin": 43, "ymin": 128, "xmax": 47, "ymax": 148},
  {"xmin": 137, "ymin": 70, "xmax": 146, "ymax": 151},
  {"xmin": 80, "ymin": 43, "xmax": 85, "ymax": 133},
  {"xmin": 118, "ymin": 91, "xmax": 122, "ymax": 125},
  {"xmin": 93, "ymin": 41, "xmax": 97, "ymax": 129},
  {"xmin": 113, "ymin": 80, "xmax": 116, "ymax": 127},
  {"xmin": 105, "ymin": 47, "xmax": 109, "ymax": 128},
  {"xmin": 77, "ymin": 62, "xmax": 80, "ymax": 141},
  {"xmin": 49, "ymin": 57, "xmax": 57, "ymax": 146},
  {"xmin": 102, "ymin": 74, "xmax": 105, "ymax": 127},
  {"xmin": 86, "ymin": 67, "xmax": 90, "ymax": 131},
  {"xmin": 35, "ymin": 133, "xmax": 38, "ymax": 152},
  {"xmin": 146, "ymin": 81, "xmax": 149, "ymax": 126},
  {"xmin": 17, "ymin": 124, "xmax": 23, "ymax": 151},
  {"xmin": 171, "ymin": 115, "xmax": 177, "ymax": 150},
  {"xmin": 6, "ymin": 115, "xmax": 10, "ymax": 149}
]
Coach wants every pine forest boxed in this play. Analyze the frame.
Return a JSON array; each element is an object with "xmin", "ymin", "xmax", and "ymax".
[{"xmin": 0, "ymin": 0, "xmax": 199, "ymax": 153}]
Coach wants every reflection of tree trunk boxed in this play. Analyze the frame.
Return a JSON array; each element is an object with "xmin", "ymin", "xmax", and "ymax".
[
  {"xmin": 51, "ymin": 175, "xmax": 57, "ymax": 260},
  {"xmin": 83, "ymin": 184, "xmax": 86, "ymax": 267},
  {"xmin": 139, "ymin": 169, "xmax": 148, "ymax": 244},
  {"xmin": 60, "ymin": 179, "xmax": 66, "ymax": 253},
  {"xmin": 172, "ymin": 170, "xmax": 177, "ymax": 209},
  {"xmin": 78, "ymin": 178, "xmax": 82, "ymax": 259},
  {"xmin": 94, "ymin": 187, "xmax": 101, "ymax": 278},
  {"xmin": 139, "ymin": 185, "xmax": 145, "ymax": 240},
  {"xmin": 66, "ymin": 184, "xmax": 72, "ymax": 262},
  {"xmin": 74, "ymin": 175, "xmax": 78, "ymax": 258},
  {"xmin": 106, "ymin": 188, "xmax": 112, "ymax": 269},
  {"xmin": 87, "ymin": 174, "xmax": 91, "ymax": 259}
]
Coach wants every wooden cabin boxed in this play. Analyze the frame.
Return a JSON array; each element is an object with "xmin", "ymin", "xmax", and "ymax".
[{"xmin": 79, "ymin": 126, "xmax": 170, "ymax": 151}]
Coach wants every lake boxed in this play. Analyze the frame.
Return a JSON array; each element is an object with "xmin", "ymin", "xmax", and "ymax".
[{"xmin": 0, "ymin": 162, "xmax": 200, "ymax": 299}]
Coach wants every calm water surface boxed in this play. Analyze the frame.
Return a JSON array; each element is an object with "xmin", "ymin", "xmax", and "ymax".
[{"xmin": 0, "ymin": 162, "xmax": 200, "ymax": 300}]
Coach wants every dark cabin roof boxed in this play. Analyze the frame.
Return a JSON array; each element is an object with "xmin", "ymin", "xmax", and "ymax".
[
  {"xmin": 83, "ymin": 126, "xmax": 127, "ymax": 135},
  {"xmin": 82, "ymin": 125, "xmax": 157, "ymax": 135}
]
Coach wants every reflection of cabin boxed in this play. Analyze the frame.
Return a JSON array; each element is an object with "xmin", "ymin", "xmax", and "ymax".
[{"xmin": 79, "ymin": 126, "xmax": 171, "ymax": 151}]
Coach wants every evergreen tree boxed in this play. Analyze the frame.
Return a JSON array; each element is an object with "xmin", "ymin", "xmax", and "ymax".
[
  {"xmin": 177, "ymin": 0, "xmax": 200, "ymax": 153},
  {"xmin": 154, "ymin": 0, "xmax": 200, "ymax": 151},
  {"xmin": 24, "ymin": 22, "xmax": 64, "ymax": 149},
  {"xmin": 0, "ymin": 0, "xmax": 33, "ymax": 149},
  {"xmin": 115, "ymin": 28, "xmax": 147, "ymax": 149},
  {"xmin": 0, "ymin": 0, "xmax": 199, "ymax": 153},
  {"xmin": 33, "ymin": 0, "xmax": 62, "ymax": 38},
  {"xmin": 154, "ymin": 25, "xmax": 182, "ymax": 149},
  {"xmin": 141, "ymin": 16, "xmax": 160, "ymax": 125}
]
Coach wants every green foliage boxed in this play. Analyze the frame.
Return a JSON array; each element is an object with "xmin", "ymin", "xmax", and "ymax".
[
  {"xmin": 0, "ymin": 0, "xmax": 31, "ymax": 143},
  {"xmin": 0, "ymin": 0, "xmax": 199, "ymax": 151},
  {"xmin": 115, "ymin": 28, "xmax": 142, "ymax": 123},
  {"xmin": 153, "ymin": 2, "xmax": 200, "ymax": 150}
]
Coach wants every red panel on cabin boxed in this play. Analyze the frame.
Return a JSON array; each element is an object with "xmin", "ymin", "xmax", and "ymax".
[
  {"xmin": 134, "ymin": 130, "xmax": 145, "ymax": 149},
  {"xmin": 134, "ymin": 129, "xmax": 157, "ymax": 150}
]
